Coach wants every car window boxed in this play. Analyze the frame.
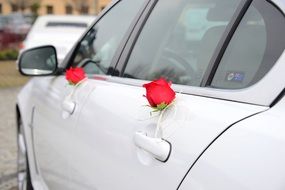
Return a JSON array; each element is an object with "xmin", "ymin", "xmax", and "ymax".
[
  {"xmin": 123, "ymin": 0, "xmax": 241, "ymax": 86},
  {"xmin": 71, "ymin": 0, "xmax": 147, "ymax": 75},
  {"xmin": 211, "ymin": 0, "xmax": 285, "ymax": 89},
  {"xmin": 46, "ymin": 22, "xmax": 88, "ymax": 28}
]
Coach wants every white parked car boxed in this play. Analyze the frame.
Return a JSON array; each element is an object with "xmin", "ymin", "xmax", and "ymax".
[
  {"xmin": 16, "ymin": 0, "xmax": 285, "ymax": 189},
  {"xmin": 19, "ymin": 15, "xmax": 95, "ymax": 64}
]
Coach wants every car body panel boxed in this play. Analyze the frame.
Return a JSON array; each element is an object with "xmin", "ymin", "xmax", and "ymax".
[
  {"xmin": 17, "ymin": 79, "xmax": 50, "ymax": 190},
  {"xmin": 65, "ymin": 77, "xmax": 267, "ymax": 189},
  {"xmin": 17, "ymin": 76, "xmax": 95, "ymax": 189},
  {"xmin": 179, "ymin": 95, "xmax": 285, "ymax": 190}
]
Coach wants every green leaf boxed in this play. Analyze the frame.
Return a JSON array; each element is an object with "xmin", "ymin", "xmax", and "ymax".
[
  {"xmin": 146, "ymin": 102, "xmax": 171, "ymax": 115},
  {"xmin": 156, "ymin": 102, "xmax": 168, "ymax": 111},
  {"xmin": 68, "ymin": 81, "xmax": 75, "ymax": 86}
]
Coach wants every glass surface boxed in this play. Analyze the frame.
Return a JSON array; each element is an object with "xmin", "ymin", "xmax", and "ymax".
[
  {"xmin": 46, "ymin": 22, "xmax": 88, "ymax": 28},
  {"xmin": 123, "ymin": 0, "xmax": 241, "ymax": 86},
  {"xmin": 20, "ymin": 46, "xmax": 57, "ymax": 75},
  {"xmin": 211, "ymin": 1, "xmax": 285, "ymax": 89},
  {"xmin": 72, "ymin": 0, "xmax": 147, "ymax": 75}
]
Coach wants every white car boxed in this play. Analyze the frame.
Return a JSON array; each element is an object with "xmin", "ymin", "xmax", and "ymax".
[
  {"xmin": 19, "ymin": 15, "xmax": 95, "ymax": 64},
  {"xmin": 16, "ymin": 0, "xmax": 285, "ymax": 189}
]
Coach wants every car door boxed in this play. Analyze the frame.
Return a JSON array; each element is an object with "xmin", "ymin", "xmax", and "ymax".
[
  {"xmin": 30, "ymin": 0, "xmax": 149, "ymax": 189},
  {"xmin": 68, "ymin": 0, "xmax": 285, "ymax": 189},
  {"xmin": 30, "ymin": 75, "xmax": 95, "ymax": 190}
]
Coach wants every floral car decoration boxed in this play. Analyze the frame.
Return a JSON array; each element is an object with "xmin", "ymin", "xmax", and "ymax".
[
  {"xmin": 65, "ymin": 67, "xmax": 87, "ymax": 86},
  {"xmin": 143, "ymin": 78, "xmax": 176, "ymax": 112},
  {"xmin": 143, "ymin": 78, "xmax": 176, "ymax": 137}
]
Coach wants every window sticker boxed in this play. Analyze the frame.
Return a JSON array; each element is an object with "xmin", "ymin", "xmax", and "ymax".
[{"xmin": 225, "ymin": 71, "xmax": 245, "ymax": 82}]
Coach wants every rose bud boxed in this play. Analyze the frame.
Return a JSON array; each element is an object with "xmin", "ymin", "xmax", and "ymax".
[
  {"xmin": 65, "ymin": 67, "xmax": 86, "ymax": 85},
  {"xmin": 143, "ymin": 78, "xmax": 176, "ymax": 111}
]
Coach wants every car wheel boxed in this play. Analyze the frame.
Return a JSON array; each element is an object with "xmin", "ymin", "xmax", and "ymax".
[{"xmin": 17, "ymin": 117, "xmax": 33, "ymax": 190}]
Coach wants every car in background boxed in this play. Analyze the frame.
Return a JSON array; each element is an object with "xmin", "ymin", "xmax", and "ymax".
[
  {"xmin": 16, "ymin": 0, "xmax": 285, "ymax": 189},
  {"xmin": 5, "ymin": 13, "xmax": 32, "ymax": 36},
  {"xmin": 0, "ymin": 13, "xmax": 31, "ymax": 49},
  {"xmin": 23, "ymin": 13, "xmax": 36, "ymax": 25},
  {"xmin": 19, "ymin": 15, "xmax": 95, "ymax": 64},
  {"xmin": 0, "ymin": 15, "xmax": 8, "ymax": 32},
  {"xmin": 0, "ymin": 16, "xmax": 8, "ymax": 49}
]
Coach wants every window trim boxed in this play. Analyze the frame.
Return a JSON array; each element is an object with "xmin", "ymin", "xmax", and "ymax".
[
  {"xmin": 115, "ymin": 0, "xmax": 158, "ymax": 76},
  {"xmin": 108, "ymin": 0, "xmax": 153, "ymax": 76},
  {"xmin": 103, "ymin": 48, "xmax": 285, "ymax": 107}
]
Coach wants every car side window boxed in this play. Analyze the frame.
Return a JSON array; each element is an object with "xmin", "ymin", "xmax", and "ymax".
[
  {"xmin": 71, "ymin": 0, "xmax": 147, "ymax": 75},
  {"xmin": 211, "ymin": 0, "xmax": 285, "ymax": 89},
  {"xmin": 123, "ymin": 0, "xmax": 241, "ymax": 86}
]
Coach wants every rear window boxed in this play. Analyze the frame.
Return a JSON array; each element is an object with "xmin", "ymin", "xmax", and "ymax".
[
  {"xmin": 46, "ymin": 22, "xmax": 87, "ymax": 28},
  {"xmin": 211, "ymin": 0, "xmax": 285, "ymax": 89}
]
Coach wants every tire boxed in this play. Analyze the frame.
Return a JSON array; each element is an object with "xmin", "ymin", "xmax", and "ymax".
[{"xmin": 17, "ymin": 117, "xmax": 33, "ymax": 190}]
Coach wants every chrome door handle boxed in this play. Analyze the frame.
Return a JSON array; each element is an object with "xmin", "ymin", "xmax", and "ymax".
[{"xmin": 134, "ymin": 131, "xmax": 171, "ymax": 162}]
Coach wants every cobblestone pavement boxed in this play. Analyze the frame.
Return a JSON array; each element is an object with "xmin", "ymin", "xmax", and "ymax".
[{"xmin": 0, "ymin": 87, "xmax": 21, "ymax": 190}]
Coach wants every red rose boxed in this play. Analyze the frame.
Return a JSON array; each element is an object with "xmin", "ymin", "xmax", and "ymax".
[
  {"xmin": 65, "ymin": 67, "xmax": 86, "ymax": 85},
  {"xmin": 143, "ymin": 78, "xmax": 176, "ymax": 110}
]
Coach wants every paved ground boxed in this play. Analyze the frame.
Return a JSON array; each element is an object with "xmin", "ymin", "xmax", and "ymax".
[
  {"xmin": 0, "ymin": 61, "xmax": 29, "ymax": 190},
  {"xmin": 0, "ymin": 87, "xmax": 20, "ymax": 190},
  {"xmin": 0, "ymin": 61, "xmax": 29, "ymax": 88}
]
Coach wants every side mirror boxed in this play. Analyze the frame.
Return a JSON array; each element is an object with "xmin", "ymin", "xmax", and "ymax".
[{"xmin": 19, "ymin": 45, "xmax": 58, "ymax": 76}]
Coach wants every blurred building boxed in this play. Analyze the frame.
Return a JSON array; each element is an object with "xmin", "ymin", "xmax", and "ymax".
[{"xmin": 0, "ymin": 0, "xmax": 111, "ymax": 15}]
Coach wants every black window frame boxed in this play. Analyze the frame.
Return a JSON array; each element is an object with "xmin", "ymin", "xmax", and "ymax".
[
  {"xmin": 46, "ymin": 5, "xmax": 54, "ymax": 14},
  {"xmin": 80, "ymin": 5, "xmax": 89, "ymax": 15},
  {"xmin": 65, "ymin": 5, "xmax": 73, "ymax": 15}
]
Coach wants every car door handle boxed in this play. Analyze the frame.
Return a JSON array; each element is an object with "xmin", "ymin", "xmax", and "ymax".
[
  {"xmin": 62, "ymin": 99, "xmax": 76, "ymax": 114},
  {"xmin": 134, "ymin": 131, "xmax": 171, "ymax": 162}
]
